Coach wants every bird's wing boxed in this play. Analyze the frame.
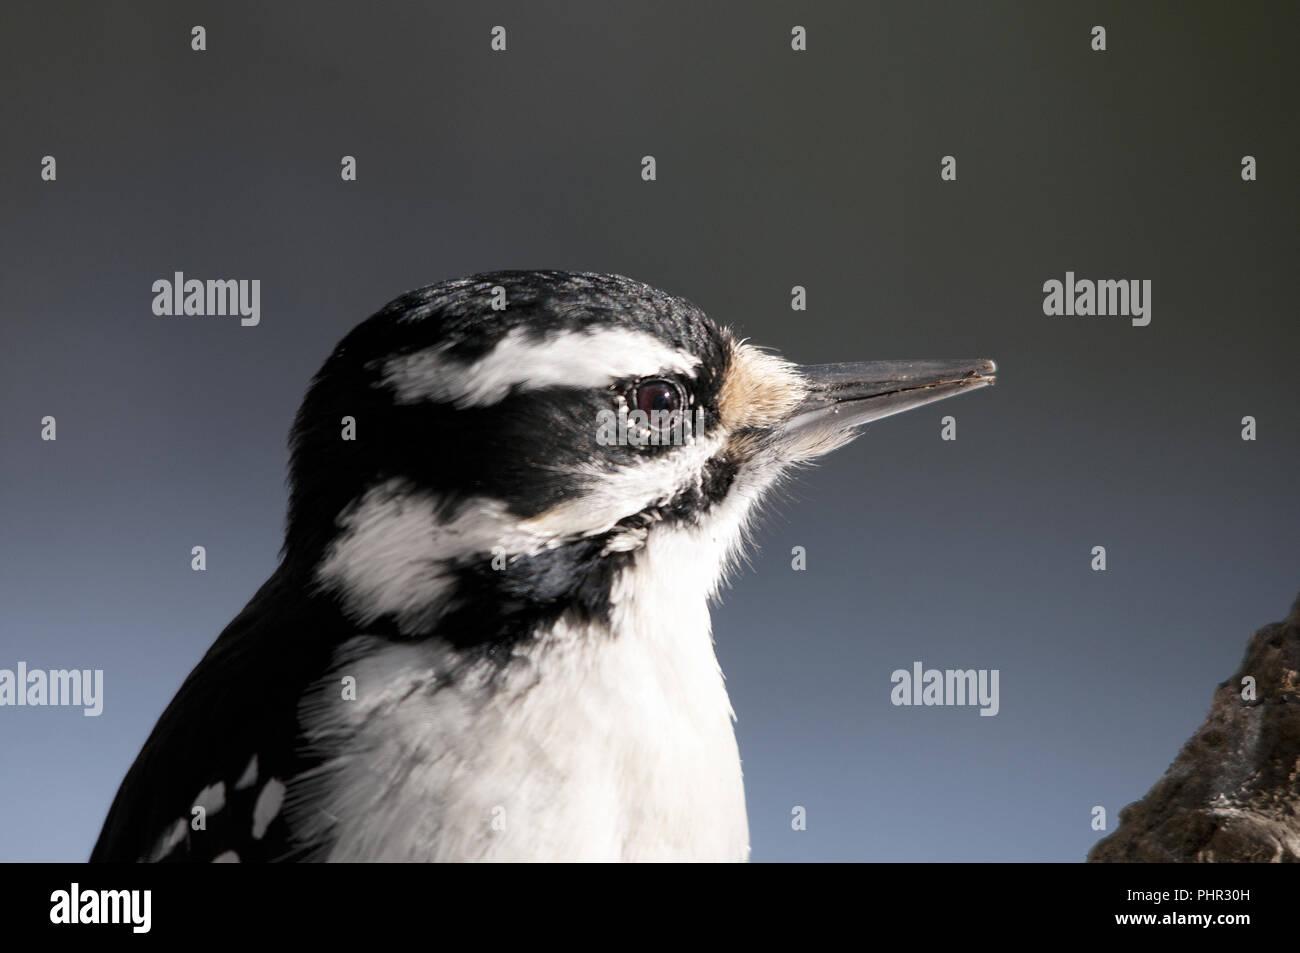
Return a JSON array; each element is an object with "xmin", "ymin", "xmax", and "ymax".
[{"xmin": 90, "ymin": 567, "xmax": 343, "ymax": 863}]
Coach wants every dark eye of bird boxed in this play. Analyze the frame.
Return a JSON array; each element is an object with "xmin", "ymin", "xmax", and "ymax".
[{"xmin": 632, "ymin": 378, "xmax": 682, "ymax": 418}]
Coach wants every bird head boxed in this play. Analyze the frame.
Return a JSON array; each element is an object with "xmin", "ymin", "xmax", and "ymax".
[{"xmin": 285, "ymin": 271, "xmax": 995, "ymax": 651}]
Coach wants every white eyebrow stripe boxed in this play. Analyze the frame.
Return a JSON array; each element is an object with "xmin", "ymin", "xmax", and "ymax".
[{"xmin": 379, "ymin": 326, "xmax": 700, "ymax": 407}]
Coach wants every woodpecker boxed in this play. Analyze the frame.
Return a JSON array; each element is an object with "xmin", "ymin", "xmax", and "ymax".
[{"xmin": 91, "ymin": 270, "xmax": 995, "ymax": 862}]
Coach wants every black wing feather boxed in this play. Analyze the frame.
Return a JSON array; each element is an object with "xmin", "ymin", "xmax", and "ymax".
[{"xmin": 91, "ymin": 567, "xmax": 345, "ymax": 862}]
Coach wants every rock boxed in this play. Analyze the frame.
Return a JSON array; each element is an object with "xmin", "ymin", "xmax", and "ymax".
[{"xmin": 1088, "ymin": 593, "xmax": 1300, "ymax": 862}]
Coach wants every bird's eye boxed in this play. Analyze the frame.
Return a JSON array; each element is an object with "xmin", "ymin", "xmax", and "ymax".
[{"xmin": 632, "ymin": 377, "xmax": 683, "ymax": 419}]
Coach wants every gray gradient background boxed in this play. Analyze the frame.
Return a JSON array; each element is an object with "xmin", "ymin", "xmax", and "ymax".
[{"xmin": 1, "ymin": 1, "xmax": 1297, "ymax": 862}]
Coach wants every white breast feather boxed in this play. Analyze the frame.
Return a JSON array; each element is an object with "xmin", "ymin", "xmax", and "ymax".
[{"xmin": 290, "ymin": 479, "xmax": 772, "ymax": 862}]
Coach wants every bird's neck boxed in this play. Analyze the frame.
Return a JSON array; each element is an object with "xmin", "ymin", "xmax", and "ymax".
[
  {"xmin": 294, "ymin": 526, "xmax": 749, "ymax": 860},
  {"xmin": 309, "ymin": 477, "xmax": 753, "ymax": 655}
]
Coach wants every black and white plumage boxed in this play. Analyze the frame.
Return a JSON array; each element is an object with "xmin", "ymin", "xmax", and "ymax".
[{"xmin": 91, "ymin": 270, "xmax": 995, "ymax": 862}]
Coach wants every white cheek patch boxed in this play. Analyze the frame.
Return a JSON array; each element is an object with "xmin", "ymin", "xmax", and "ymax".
[
  {"xmin": 522, "ymin": 433, "xmax": 725, "ymax": 541},
  {"xmin": 314, "ymin": 480, "xmax": 569, "ymax": 628},
  {"xmin": 378, "ymin": 326, "xmax": 700, "ymax": 407},
  {"xmin": 316, "ymin": 431, "xmax": 743, "ymax": 630}
]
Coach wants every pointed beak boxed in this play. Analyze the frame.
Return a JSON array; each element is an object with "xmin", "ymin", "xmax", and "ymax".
[{"xmin": 778, "ymin": 358, "xmax": 996, "ymax": 455}]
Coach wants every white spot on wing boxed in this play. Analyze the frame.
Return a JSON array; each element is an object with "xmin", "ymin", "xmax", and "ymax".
[
  {"xmin": 234, "ymin": 754, "xmax": 258, "ymax": 791},
  {"xmin": 145, "ymin": 817, "xmax": 188, "ymax": 862},
  {"xmin": 252, "ymin": 779, "xmax": 286, "ymax": 840},
  {"xmin": 194, "ymin": 781, "xmax": 226, "ymax": 815}
]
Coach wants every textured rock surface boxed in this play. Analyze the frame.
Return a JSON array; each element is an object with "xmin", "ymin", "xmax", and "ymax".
[{"xmin": 1089, "ymin": 594, "xmax": 1300, "ymax": 862}]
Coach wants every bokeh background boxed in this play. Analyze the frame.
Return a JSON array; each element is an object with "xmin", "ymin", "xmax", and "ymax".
[{"xmin": 1, "ymin": 0, "xmax": 1296, "ymax": 861}]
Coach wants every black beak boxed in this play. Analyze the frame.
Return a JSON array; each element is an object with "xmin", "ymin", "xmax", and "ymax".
[{"xmin": 783, "ymin": 359, "xmax": 997, "ymax": 440}]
